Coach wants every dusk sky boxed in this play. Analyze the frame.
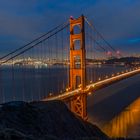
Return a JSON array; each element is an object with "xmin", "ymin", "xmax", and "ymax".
[{"xmin": 0, "ymin": 0, "xmax": 140, "ymax": 56}]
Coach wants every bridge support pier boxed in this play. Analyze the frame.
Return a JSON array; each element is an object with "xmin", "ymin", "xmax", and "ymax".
[
  {"xmin": 69, "ymin": 15, "xmax": 87, "ymax": 119},
  {"xmin": 70, "ymin": 94, "xmax": 87, "ymax": 120}
]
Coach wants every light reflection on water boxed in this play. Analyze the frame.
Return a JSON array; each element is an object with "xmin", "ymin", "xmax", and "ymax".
[
  {"xmin": 102, "ymin": 97, "xmax": 140, "ymax": 138},
  {"xmin": 87, "ymin": 74, "xmax": 140, "ymax": 138}
]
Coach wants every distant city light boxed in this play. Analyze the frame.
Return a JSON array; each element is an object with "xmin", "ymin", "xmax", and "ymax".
[
  {"xmin": 116, "ymin": 50, "xmax": 120, "ymax": 55},
  {"xmin": 107, "ymin": 51, "xmax": 112, "ymax": 56}
]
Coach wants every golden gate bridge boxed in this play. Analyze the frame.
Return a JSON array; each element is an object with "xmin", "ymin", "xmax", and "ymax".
[{"xmin": 0, "ymin": 15, "xmax": 140, "ymax": 122}]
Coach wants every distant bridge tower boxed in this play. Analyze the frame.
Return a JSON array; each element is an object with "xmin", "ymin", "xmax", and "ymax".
[{"xmin": 69, "ymin": 15, "xmax": 87, "ymax": 119}]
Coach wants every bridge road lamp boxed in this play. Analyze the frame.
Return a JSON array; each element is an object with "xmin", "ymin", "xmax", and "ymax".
[{"xmin": 69, "ymin": 15, "xmax": 87, "ymax": 120}]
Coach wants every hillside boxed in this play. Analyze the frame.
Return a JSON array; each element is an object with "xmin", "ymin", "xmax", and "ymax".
[
  {"xmin": 0, "ymin": 100, "xmax": 108, "ymax": 140},
  {"xmin": 105, "ymin": 57, "xmax": 140, "ymax": 65}
]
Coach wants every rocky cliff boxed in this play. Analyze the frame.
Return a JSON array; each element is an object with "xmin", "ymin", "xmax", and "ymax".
[{"xmin": 0, "ymin": 100, "xmax": 108, "ymax": 140}]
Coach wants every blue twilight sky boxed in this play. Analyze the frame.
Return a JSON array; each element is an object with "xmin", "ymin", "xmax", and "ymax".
[{"xmin": 0, "ymin": 0, "xmax": 140, "ymax": 56}]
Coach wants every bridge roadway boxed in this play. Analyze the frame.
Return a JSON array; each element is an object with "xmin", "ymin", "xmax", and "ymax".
[{"xmin": 43, "ymin": 67, "xmax": 140, "ymax": 101}]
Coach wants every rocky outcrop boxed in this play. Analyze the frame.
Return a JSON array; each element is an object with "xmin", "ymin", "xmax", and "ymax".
[{"xmin": 0, "ymin": 101, "xmax": 108, "ymax": 140}]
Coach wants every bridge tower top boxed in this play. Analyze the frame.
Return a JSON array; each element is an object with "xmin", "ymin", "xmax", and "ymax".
[{"xmin": 69, "ymin": 15, "xmax": 86, "ymax": 90}]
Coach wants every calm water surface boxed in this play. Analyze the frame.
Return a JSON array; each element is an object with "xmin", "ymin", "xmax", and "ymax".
[{"xmin": 0, "ymin": 64, "xmax": 126, "ymax": 103}]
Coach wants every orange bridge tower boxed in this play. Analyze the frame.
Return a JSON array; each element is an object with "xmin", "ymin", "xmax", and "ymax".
[{"xmin": 69, "ymin": 15, "xmax": 87, "ymax": 119}]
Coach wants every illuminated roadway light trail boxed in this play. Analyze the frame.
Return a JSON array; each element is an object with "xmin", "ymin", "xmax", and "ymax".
[{"xmin": 43, "ymin": 67, "xmax": 140, "ymax": 101}]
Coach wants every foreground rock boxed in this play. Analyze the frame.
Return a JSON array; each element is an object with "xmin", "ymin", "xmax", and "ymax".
[{"xmin": 0, "ymin": 100, "xmax": 108, "ymax": 140}]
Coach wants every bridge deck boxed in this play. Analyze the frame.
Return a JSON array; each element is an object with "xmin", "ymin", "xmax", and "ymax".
[{"xmin": 43, "ymin": 67, "xmax": 140, "ymax": 101}]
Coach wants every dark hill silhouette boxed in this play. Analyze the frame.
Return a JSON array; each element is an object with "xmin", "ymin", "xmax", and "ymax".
[
  {"xmin": 105, "ymin": 57, "xmax": 140, "ymax": 65},
  {"xmin": 0, "ymin": 101, "xmax": 108, "ymax": 140}
]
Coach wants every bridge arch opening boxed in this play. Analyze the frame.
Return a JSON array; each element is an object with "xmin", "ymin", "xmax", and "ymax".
[
  {"xmin": 74, "ymin": 55, "xmax": 81, "ymax": 69},
  {"xmin": 73, "ymin": 24, "xmax": 81, "ymax": 34},
  {"xmin": 74, "ymin": 40, "xmax": 81, "ymax": 50},
  {"xmin": 75, "ymin": 76, "xmax": 81, "ymax": 88}
]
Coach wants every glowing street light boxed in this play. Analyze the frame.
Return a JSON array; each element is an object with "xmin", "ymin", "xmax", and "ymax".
[{"xmin": 88, "ymin": 92, "xmax": 92, "ymax": 95}]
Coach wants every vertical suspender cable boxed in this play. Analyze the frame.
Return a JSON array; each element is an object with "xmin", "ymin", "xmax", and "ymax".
[
  {"xmin": 66, "ymin": 26, "xmax": 69, "ymax": 89},
  {"xmin": 12, "ymin": 58, "xmax": 15, "ymax": 101},
  {"xmin": 55, "ymin": 33, "xmax": 59, "ymax": 94},
  {"xmin": 61, "ymin": 30, "xmax": 65, "ymax": 92}
]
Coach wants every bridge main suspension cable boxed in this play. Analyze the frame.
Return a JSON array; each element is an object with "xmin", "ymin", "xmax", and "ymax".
[
  {"xmin": 0, "ymin": 21, "xmax": 69, "ymax": 65},
  {"xmin": 84, "ymin": 17, "xmax": 117, "ymax": 53}
]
